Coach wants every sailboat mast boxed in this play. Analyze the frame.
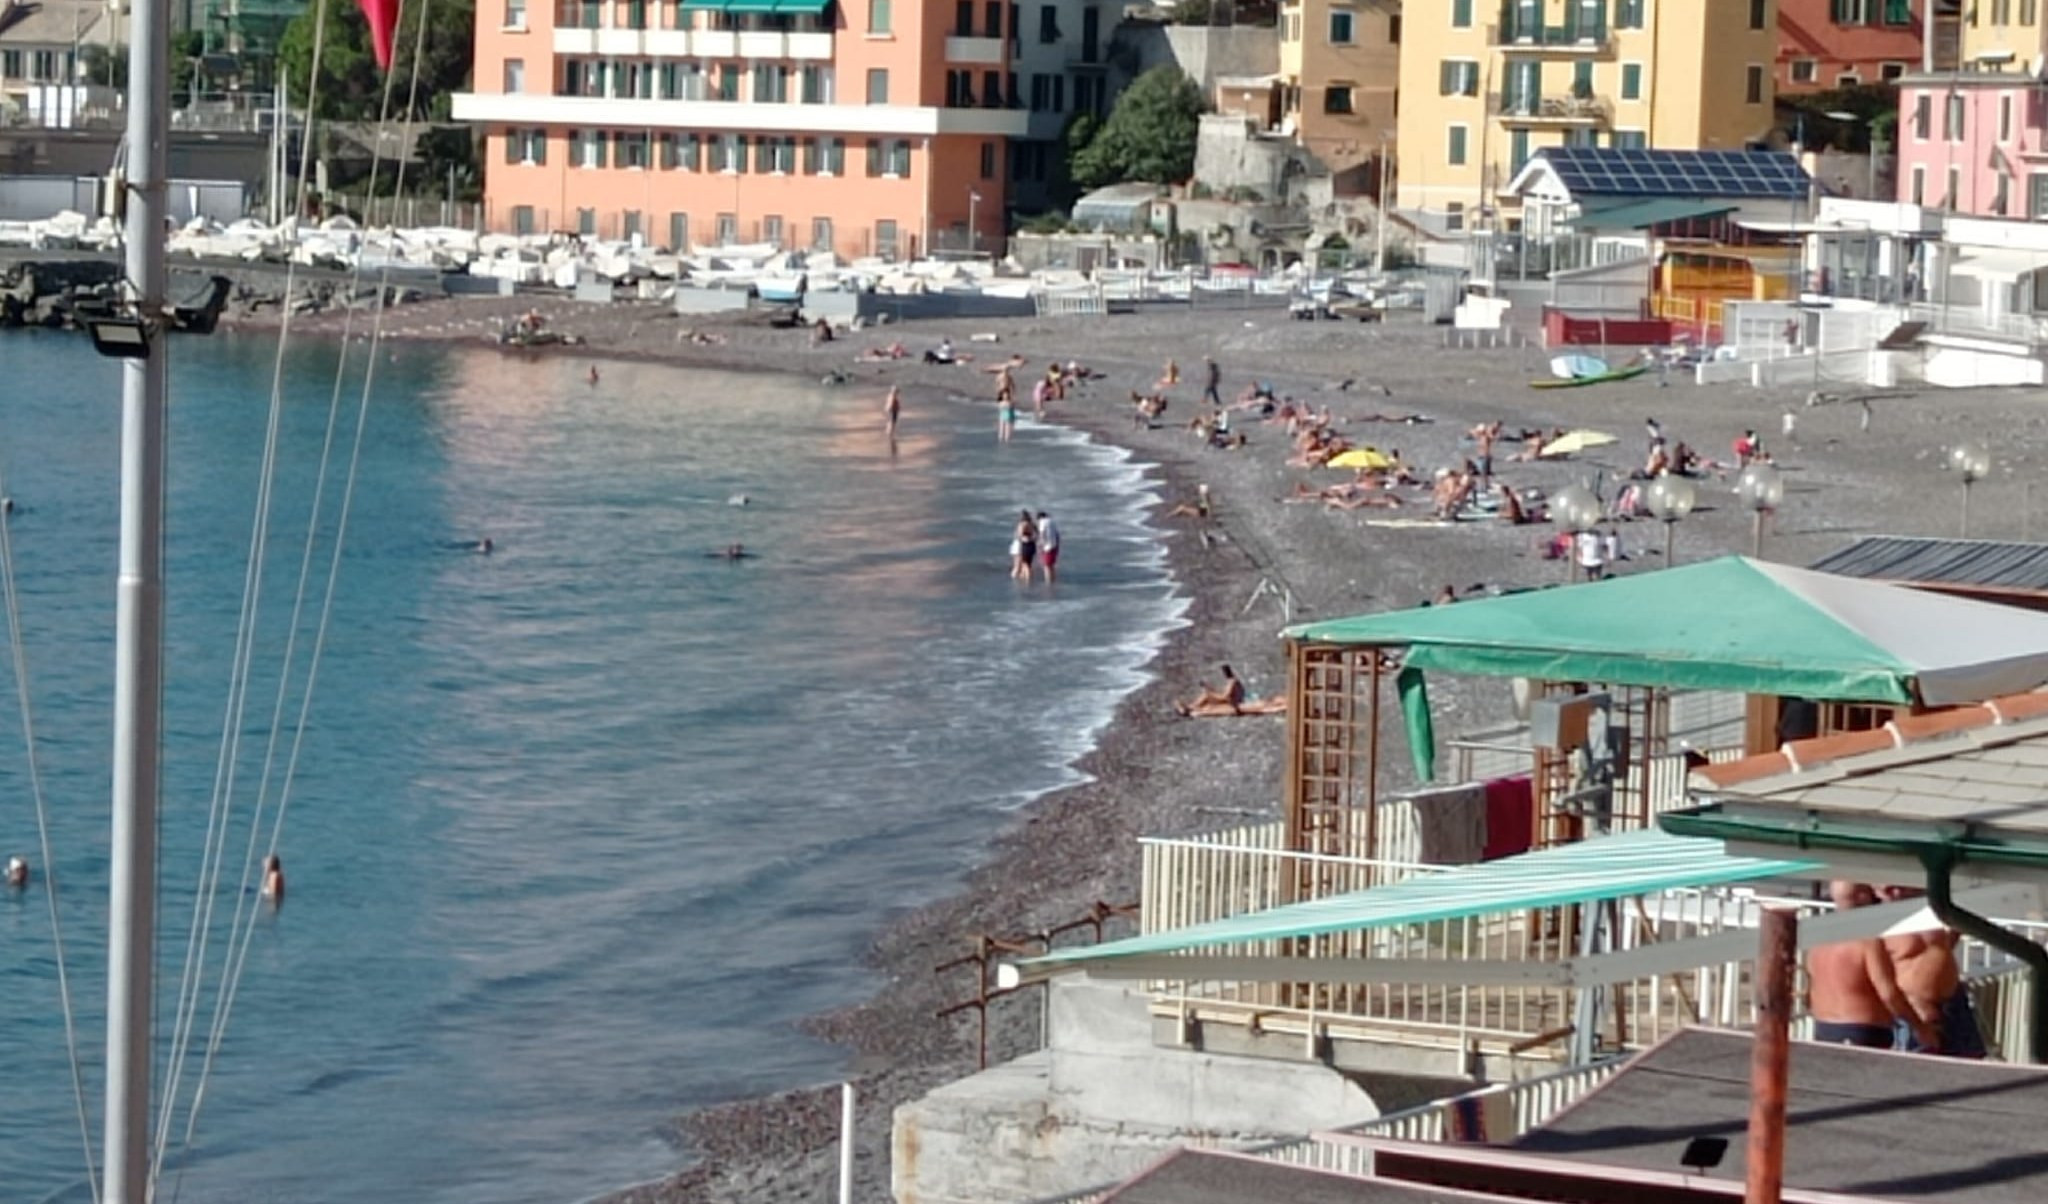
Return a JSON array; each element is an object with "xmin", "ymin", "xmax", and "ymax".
[{"xmin": 102, "ymin": 0, "xmax": 171, "ymax": 1192}]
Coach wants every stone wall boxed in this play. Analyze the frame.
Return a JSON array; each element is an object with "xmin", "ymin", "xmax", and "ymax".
[{"xmin": 1110, "ymin": 21, "xmax": 1280, "ymax": 93}]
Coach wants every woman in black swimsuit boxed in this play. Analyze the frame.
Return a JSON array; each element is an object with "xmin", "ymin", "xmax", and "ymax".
[{"xmin": 1012, "ymin": 510, "xmax": 1037, "ymax": 581}]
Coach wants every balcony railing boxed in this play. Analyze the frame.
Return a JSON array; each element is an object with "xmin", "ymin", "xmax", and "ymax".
[
  {"xmin": 1494, "ymin": 92, "xmax": 1612, "ymax": 123},
  {"xmin": 1488, "ymin": 21, "xmax": 1612, "ymax": 50}
]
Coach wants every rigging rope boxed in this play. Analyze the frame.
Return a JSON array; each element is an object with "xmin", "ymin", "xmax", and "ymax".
[
  {"xmin": 152, "ymin": 0, "xmax": 338, "ymax": 1175},
  {"xmin": 159, "ymin": 0, "xmax": 434, "ymax": 1184},
  {"xmin": 0, "ymin": 472, "xmax": 100, "ymax": 1200}
]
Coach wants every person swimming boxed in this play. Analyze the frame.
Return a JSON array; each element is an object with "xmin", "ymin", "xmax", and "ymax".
[
  {"xmin": 5, "ymin": 855, "xmax": 27, "ymax": 889},
  {"xmin": 260, "ymin": 854, "xmax": 284, "ymax": 903},
  {"xmin": 708, "ymin": 543, "xmax": 753, "ymax": 560},
  {"xmin": 478, "ymin": 537, "xmax": 493, "ymax": 554}
]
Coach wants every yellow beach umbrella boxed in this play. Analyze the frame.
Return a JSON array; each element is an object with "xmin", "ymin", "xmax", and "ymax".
[
  {"xmin": 1540, "ymin": 430, "xmax": 1620, "ymax": 458},
  {"xmin": 1328, "ymin": 447, "xmax": 1396, "ymax": 471}
]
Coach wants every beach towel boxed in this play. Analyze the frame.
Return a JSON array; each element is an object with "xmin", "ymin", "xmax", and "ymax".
[
  {"xmin": 1482, "ymin": 776, "xmax": 1535, "ymax": 861},
  {"xmin": 1409, "ymin": 782, "xmax": 1486, "ymax": 865}
]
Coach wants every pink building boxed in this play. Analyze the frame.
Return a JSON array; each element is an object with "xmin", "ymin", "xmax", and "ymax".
[
  {"xmin": 1894, "ymin": 71, "xmax": 2048, "ymax": 219},
  {"xmin": 451, "ymin": 0, "xmax": 1031, "ymax": 257}
]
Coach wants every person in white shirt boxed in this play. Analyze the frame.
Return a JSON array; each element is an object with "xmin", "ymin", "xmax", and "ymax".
[
  {"xmin": 1035, "ymin": 511, "xmax": 1061, "ymax": 584},
  {"xmin": 1576, "ymin": 528, "xmax": 1607, "ymax": 581}
]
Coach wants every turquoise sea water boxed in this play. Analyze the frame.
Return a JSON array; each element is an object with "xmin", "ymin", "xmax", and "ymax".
[{"xmin": 0, "ymin": 334, "xmax": 1183, "ymax": 1203}]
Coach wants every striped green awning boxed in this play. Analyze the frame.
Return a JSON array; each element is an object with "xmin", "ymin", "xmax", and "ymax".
[{"xmin": 1013, "ymin": 828, "xmax": 1823, "ymax": 973}]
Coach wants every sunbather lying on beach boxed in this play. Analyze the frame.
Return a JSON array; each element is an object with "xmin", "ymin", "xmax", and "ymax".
[
  {"xmin": 857, "ymin": 342, "xmax": 909, "ymax": 362},
  {"xmin": 1174, "ymin": 664, "xmax": 1253, "ymax": 717},
  {"xmin": 1181, "ymin": 696, "xmax": 1287, "ymax": 717}
]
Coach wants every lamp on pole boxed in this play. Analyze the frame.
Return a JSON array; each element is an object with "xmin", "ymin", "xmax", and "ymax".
[
  {"xmin": 1644, "ymin": 472, "xmax": 1697, "ymax": 565},
  {"xmin": 1737, "ymin": 462, "xmax": 1785, "ymax": 559},
  {"xmin": 1948, "ymin": 442, "xmax": 1991, "ymax": 536},
  {"xmin": 1822, "ymin": 109, "xmax": 1871, "ymax": 198},
  {"xmin": 968, "ymin": 187, "xmax": 981, "ymax": 256},
  {"xmin": 1550, "ymin": 483, "xmax": 1602, "ymax": 582}
]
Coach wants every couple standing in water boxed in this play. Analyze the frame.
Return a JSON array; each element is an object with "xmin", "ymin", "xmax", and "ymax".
[{"xmin": 1009, "ymin": 510, "xmax": 1061, "ymax": 583}]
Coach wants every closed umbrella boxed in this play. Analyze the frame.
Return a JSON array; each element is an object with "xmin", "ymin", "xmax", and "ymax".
[
  {"xmin": 1328, "ymin": 447, "xmax": 1396, "ymax": 471},
  {"xmin": 1540, "ymin": 430, "xmax": 1620, "ymax": 458}
]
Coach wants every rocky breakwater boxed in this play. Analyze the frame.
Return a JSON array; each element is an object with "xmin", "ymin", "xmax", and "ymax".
[{"xmin": 1, "ymin": 257, "xmax": 430, "ymax": 333}]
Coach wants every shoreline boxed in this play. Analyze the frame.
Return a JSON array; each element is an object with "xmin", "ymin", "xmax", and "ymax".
[{"xmin": 223, "ymin": 293, "xmax": 2048, "ymax": 1203}]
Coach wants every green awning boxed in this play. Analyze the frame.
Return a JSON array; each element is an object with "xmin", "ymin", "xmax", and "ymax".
[
  {"xmin": 724, "ymin": 0, "xmax": 781, "ymax": 11},
  {"xmin": 1013, "ymin": 828, "xmax": 1823, "ymax": 974},
  {"xmin": 1567, "ymin": 199, "xmax": 1736, "ymax": 230},
  {"xmin": 1282, "ymin": 557, "xmax": 2048, "ymax": 706},
  {"xmin": 773, "ymin": 0, "xmax": 829, "ymax": 10}
]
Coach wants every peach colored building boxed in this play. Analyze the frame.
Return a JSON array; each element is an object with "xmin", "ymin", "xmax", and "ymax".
[{"xmin": 452, "ymin": 0, "xmax": 1032, "ymax": 258}]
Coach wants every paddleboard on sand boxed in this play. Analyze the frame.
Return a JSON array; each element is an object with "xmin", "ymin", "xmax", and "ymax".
[{"xmin": 1551, "ymin": 353, "xmax": 1609, "ymax": 380}]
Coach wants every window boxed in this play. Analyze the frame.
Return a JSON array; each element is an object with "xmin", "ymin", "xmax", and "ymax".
[
  {"xmin": 1913, "ymin": 93, "xmax": 1931, "ymax": 139},
  {"xmin": 867, "ymin": 68, "xmax": 889, "ymax": 103},
  {"xmin": 1613, "ymin": 128, "xmax": 1647, "ymax": 149},
  {"xmin": 716, "ymin": 213, "xmax": 738, "ymax": 244},
  {"xmin": 1447, "ymin": 123, "xmax": 1468, "ymax": 166},
  {"xmin": 710, "ymin": 133, "xmax": 741, "ymax": 171},
  {"xmin": 1911, "ymin": 164, "xmax": 1926, "ymax": 204},
  {"xmin": 763, "ymin": 215, "xmax": 785, "ymax": 246},
  {"xmin": 1325, "ymin": 84, "xmax": 1354, "ymax": 114},
  {"xmin": 876, "ymin": 219, "xmax": 900, "ymax": 258},
  {"xmin": 1790, "ymin": 59, "xmax": 1817, "ymax": 84},
  {"xmin": 1995, "ymin": 173, "xmax": 2011, "ymax": 215},
  {"xmin": 624, "ymin": 0, "xmax": 647, "ymax": 28},
  {"xmin": 1881, "ymin": 61, "xmax": 1907, "ymax": 81},
  {"xmin": 866, "ymin": 139, "xmax": 884, "ymax": 176},
  {"xmin": 822, "ymin": 136, "xmax": 845, "ymax": 174},
  {"xmin": 759, "ymin": 135, "xmax": 796, "ymax": 172},
  {"xmin": 1503, "ymin": 59, "xmax": 1540, "ymax": 112},
  {"xmin": 718, "ymin": 63, "xmax": 740, "ymax": 100},
  {"xmin": 812, "ymin": 217, "xmax": 834, "ymax": 251},
  {"xmin": 1946, "ymin": 92, "xmax": 1965, "ymax": 141},
  {"xmin": 1888, "ymin": 0, "xmax": 1914, "ymax": 19},
  {"xmin": 801, "ymin": 65, "xmax": 832, "ymax": 103},
  {"xmin": 1510, "ymin": 128, "xmax": 1531, "ymax": 173},
  {"xmin": 2030, "ymin": 174, "xmax": 2048, "ymax": 218},
  {"xmin": 1051, "ymin": 73, "xmax": 1064, "ymax": 110},
  {"xmin": 1569, "ymin": 0, "xmax": 1603, "ymax": 37},
  {"xmin": 754, "ymin": 63, "xmax": 789, "ymax": 102},
  {"xmin": 1571, "ymin": 60, "xmax": 1593, "ymax": 99},
  {"xmin": 1745, "ymin": 64, "xmax": 1764, "ymax": 104},
  {"xmin": 889, "ymin": 138, "xmax": 912, "ymax": 176},
  {"xmin": 1451, "ymin": 0, "xmax": 1472, "ymax": 27},
  {"xmin": 617, "ymin": 130, "xmax": 650, "ymax": 168},
  {"xmin": 505, "ymin": 0, "xmax": 526, "ymax": 27},
  {"xmin": 980, "ymin": 140, "xmax": 996, "ymax": 178},
  {"xmin": 624, "ymin": 210, "xmax": 643, "ymax": 240},
  {"xmin": 955, "ymin": 0, "xmax": 972, "ymax": 32},
  {"xmin": 987, "ymin": 0, "xmax": 1003, "ymax": 36},
  {"xmin": 1389, "ymin": 13, "xmax": 1400, "ymax": 41},
  {"xmin": 1616, "ymin": 0, "xmax": 1644, "ymax": 27},
  {"xmin": 1994, "ymin": 0, "xmax": 2012, "ymax": 22},
  {"xmin": 868, "ymin": 0, "xmax": 890, "ymax": 32},
  {"xmin": 1038, "ymin": 4, "xmax": 1059, "ymax": 39},
  {"xmin": 1438, "ymin": 59, "xmax": 1479, "ymax": 97},
  {"xmin": 669, "ymin": 213, "xmax": 690, "ymax": 253},
  {"xmin": 1750, "ymin": 0, "xmax": 1766, "ymax": 27},
  {"xmin": 510, "ymin": 128, "xmax": 546, "ymax": 164},
  {"xmin": 1328, "ymin": 8, "xmax": 1354, "ymax": 42},
  {"xmin": 988, "ymin": 69, "xmax": 1006, "ymax": 107},
  {"xmin": 1836, "ymin": 72, "xmax": 1861, "ymax": 86},
  {"xmin": 1082, "ymin": 4, "xmax": 1101, "ymax": 58},
  {"xmin": 1947, "ymin": 165, "xmax": 1962, "ymax": 208},
  {"xmin": 513, "ymin": 205, "xmax": 536, "ymax": 234},
  {"xmin": 2027, "ymin": 0, "xmax": 2041, "ymax": 23},
  {"xmin": 0, "ymin": 51, "xmax": 19, "ymax": 78},
  {"xmin": 577, "ymin": 208, "xmax": 596, "ymax": 235},
  {"xmin": 1621, "ymin": 62, "xmax": 1642, "ymax": 99},
  {"xmin": 2003, "ymin": 95, "xmax": 2015, "ymax": 141},
  {"xmin": 574, "ymin": 128, "xmax": 607, "ymax": 168}
]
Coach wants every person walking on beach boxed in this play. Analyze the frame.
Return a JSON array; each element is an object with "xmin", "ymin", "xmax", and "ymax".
[
  {"xmin": 1010, "ymin": 510, "xmax": 1037, "ymax": 581},
  {"xmin": 1201, "ymin": 355, "xmax": 1222, "ymax": 406},
  {"xmin": 1035, "ymin": 511, "xmax": 1061, "ymax": 584},
  {"xmin": 996, "ymin": 365, "xmax": 1017, "ymax": 442},
  {"xmin": 884, "ymin": 385, "xmax": 902, "ymax": 436}
]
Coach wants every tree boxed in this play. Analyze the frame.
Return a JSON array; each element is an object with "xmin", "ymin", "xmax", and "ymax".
[
  {"xmin": 1070, "ymin": 66, "xmax": 1204, "ymax": 190},
  {"xmin": 277, "ymin": 0, "xmax": 475, "ymax": 120}
]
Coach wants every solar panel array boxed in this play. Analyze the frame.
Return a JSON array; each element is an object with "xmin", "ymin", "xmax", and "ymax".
[{"xmin": 1537, "ymin": 148, "xmax": 1810, "ymax": 200}]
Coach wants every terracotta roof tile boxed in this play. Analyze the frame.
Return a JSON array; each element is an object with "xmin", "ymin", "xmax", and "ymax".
[
  {"xmin": 1691, "ymin": 751, "xmax": 1793, "ymax": 788},
  {"xmin": 1692, "ymin": 690, "xmax": 2048, "ymax": 793},
  {"xmin": 1886, "ymin": 706, "xmax": 1998, "ymax": 744},
  {"xmin": 1784, "ymin": 728, "xmax": 1899, "ymax": 771},
  {"xmin": 1988, "ymin": 692, "xmax": 2048, "ymax": 724}
]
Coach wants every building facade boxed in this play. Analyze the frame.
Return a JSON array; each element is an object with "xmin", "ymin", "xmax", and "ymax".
[
  {"xmin": 1956, "ymin": 0, "xmax": 2046, "ymax": 71},
  {"xmin": 1893, "ymin": 71, "xmax": 2048, "ymax": 218},
  {"xmin": 1775, "ymin": 0, "xmax": 1922, "ymax": 92},
  {"xmin": 1395, "ymin": 0, "xmax": 1780, "ymax": 230},
  {"xmin": 453, "ymin": 0, "xmax": 1036, "ymax": 256},
  {"xmin": 1277, "ymin": 0, "xmax": 1399, "ymax": 182}
]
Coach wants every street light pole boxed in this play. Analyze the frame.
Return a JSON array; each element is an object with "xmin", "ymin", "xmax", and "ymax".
[
  {"xmin": 1950, "ymin": 443, "xmax": 1990, "ymax": 537},
  {"xmin": 968, "ymin": 188, "xmax": 980, "ymax": 256}
]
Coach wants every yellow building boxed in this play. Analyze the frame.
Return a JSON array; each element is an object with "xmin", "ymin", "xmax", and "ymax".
[
  {"xmin": 1278, "ymin": 0, "xmax": 1401, "ymax": 183},
  {"xmin": 1957, "ymin": 0, "xmax": 2045, "ymax": 72},
  {"xmin": 1394, "ymin": 0, "xmax": 1780, "ymax": 230}
]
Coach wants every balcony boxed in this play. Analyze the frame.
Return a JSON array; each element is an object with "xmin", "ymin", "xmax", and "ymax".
[
  {"xmin": 1494, "ymin": 92, "xmax": 1611, "ymax": 125},
  {"xmin": 944, "ymin": 34, "xmax": 1006, "ymax": 64},
  {"xmin": 1488, "ymin": 22, "xmax": 1613, "ymax": 54},
  {"xmin": 550, "ymin": 25, "xmax": 827, "ymax": 58}
]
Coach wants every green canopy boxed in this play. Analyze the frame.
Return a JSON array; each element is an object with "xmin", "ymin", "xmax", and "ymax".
[
  {"xmin": 1013, "ymin": 827, "xmax": 1822, "ymax": 974},
  {"xmin": 1283, "ymin": 557, "xmax": 2048, "ymax": 706}
]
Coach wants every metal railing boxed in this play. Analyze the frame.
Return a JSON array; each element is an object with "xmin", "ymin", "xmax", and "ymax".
[
  {"xmin": 1488, "ymin": 21, "xmax": 1613, "ymax": 48},
  {"xmin": 1910, "ymin": 300, "xmax": 2048, "ymax": 345}
]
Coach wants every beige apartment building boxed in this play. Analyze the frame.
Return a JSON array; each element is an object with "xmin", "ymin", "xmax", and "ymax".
[
  {"xmin": 1277, "ymin": 0, "xmax": 1401, "ymax": 182},
  {"xmin": 1395, "ymin": 0, "xmax": 1780, "ymax": 229}
]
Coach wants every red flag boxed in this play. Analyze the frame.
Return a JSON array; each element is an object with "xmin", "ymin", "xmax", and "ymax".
[{"xmin": 358, "ymin": 0, "xmax": 399, "ymax": 69}]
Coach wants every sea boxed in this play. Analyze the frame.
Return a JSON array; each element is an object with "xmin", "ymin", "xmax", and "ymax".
[{"xmin": 0, "ymin": 333, "xmax": 1185, "ymax": 1204}]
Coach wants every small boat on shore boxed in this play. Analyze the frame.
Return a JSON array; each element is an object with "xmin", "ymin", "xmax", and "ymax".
[{"xmin": 1530, "ymin": 362, "xmax": 1650, "ymax": 390}]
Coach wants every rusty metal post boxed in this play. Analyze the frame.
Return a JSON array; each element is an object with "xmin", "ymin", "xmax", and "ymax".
[{"xmin": 1747, "ymin": 907, "xmax": 1798, "ymax": 1204}]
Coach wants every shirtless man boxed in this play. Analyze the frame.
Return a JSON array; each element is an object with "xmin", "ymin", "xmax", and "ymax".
[
  {"xmin": 1807, "ymin": 881, "xmax": 1920, "ymax": 1050},
  {"xmin": 261, "ymin": 854, "xmax": 285, "ymax": 905},
  {"xmin": 884, "ymin": 385, "xmax": 902, "ymax": 436},
  {"xmin": 1880, "ymin": 885, "xmax": 1988, "ymax": 1057}
]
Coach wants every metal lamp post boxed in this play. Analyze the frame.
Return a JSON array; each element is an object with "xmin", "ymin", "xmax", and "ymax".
[
  {"xmin": 1644, "ymin": 472, "xmax": 1697, "ymax": 565},
  {"xmin": 1737, "ymin": 463, "xmax": 1786, "ymax": 559},
  {"xmin": 1551, "ymin": 483, "xmax": 1602, "ymax": 582},
  {"xmin": 1821, "ymin": 109, "xmax": 1870, "ymax": 198},
  {"xmin": 1949, "ymin": 442, "xmax": 1991, "ymax": 537}
]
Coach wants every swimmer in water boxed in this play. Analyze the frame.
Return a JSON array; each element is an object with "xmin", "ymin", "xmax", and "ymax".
[
  {"xmin": 709, "ymin": 543, "xmax": 752, "ymax": 560},
  {"xmin": 5, "ymin": 855, "xmax": 27, "ymax": 889},
  {"xmin": 261, "ymin": 854, "xmax": 284, "ymax": 903},
  {"xmin": 479, "ymin": 537, "xmax": 494, "ymax": 555},
  {"xmin": 588, "ymin": 364, "xmax": 601, "ymax": 385}
]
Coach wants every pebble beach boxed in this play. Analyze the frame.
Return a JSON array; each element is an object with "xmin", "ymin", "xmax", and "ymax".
[{"xmin": 234, "ymin": 293, "xmax": 2048, "ymax": 1203}]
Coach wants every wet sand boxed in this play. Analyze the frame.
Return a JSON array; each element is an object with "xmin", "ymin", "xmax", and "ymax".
[{"xmin": 234, "ymin": 296, "xmax": 2048, "ymax": 1202}]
